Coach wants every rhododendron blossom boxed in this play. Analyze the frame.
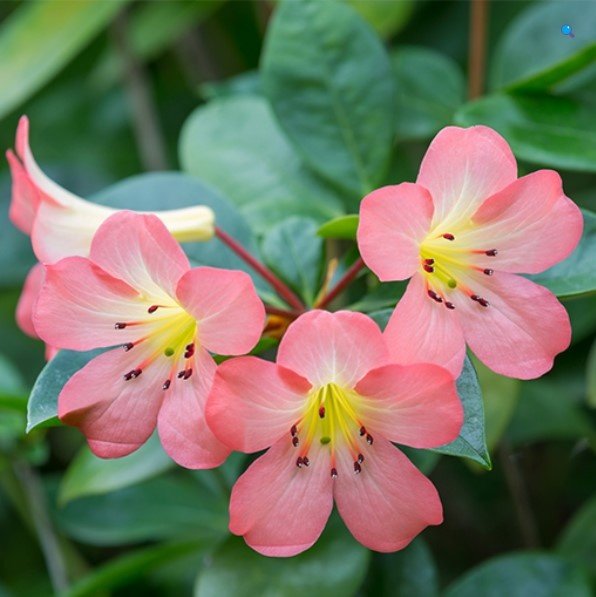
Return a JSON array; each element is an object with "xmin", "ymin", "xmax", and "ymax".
[
  {"xmin": 207, "ymin": 310, "xmax": 463, "ymax": 556},
  {"xmin": 7, "ymin": 116, "xmax": 215, "ymax": 263},
  {"xmin": 33, "ymin": 211, "xmax": 265, "ymax": 467},
  {"xmin": 358, "ymin": 126, "xmax": 583, "ymax": 380}
]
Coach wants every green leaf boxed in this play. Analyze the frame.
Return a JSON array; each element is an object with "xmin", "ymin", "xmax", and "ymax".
[
  {"xmin": 529, "ymin": 209, "xmax": 596, "ymax": 298},
  {"xmin": 58, "ymin": 434, "xmax": 174, "ymax": 505},
  {"xmin": 65, "ymin": 540, "xmax": 208, "ymax": 597},
  {"xmin": 0, "ymin": 354, "xmax": 27, "ymax": 413},
  {"xmin": 53, "ymin": 474, "xmax": 228, "ymax": 546},
  {"xmin": 557, "ymin": 495, "xmax": 596, "ymax": 579},
  {"xmin": 262, "ymin": 217, "xmax": 323, "ymax": 305},
  {"xmin": 431, "ymin": 357, "xmax": 491, "ymax": 469},
  {"xmin": 179, "ymin": 96, "xmax": 344, "ymax": 234},
  {"xmin": 587, "ymin": 339, "xmax": 596, "ymax": 408},
  {"xmin": 91, "ymin": 1, "xmax": 222, "ymax": 89},
  {"xmin": 392, "ymin": 46, "xmax": 465, "ymax": 141},
  {"xmin": 491, "ymin": 1, "xmax": 596, "ymax": 92},
  {"xmin": 200, "ymin": 71, "xmax": 262, "ymax": 101},
  {"xmin": 262, "ymin": 0, "xmax": 395, "ymax": 198},
  {"xmin": 346, "ymin": 0, "xmax": 414, "ymax": 39},
  {"xmin": 0, "ymin": 0, "xmax": 129, "ymax": 120},
  {"xmin": 445, "ymin": 553, "xmax": 592, "ymax": 597},
  {"xmin": 194, "ymin": 515, "xmax": 369, "ymax": 597},
  {"xmin": 27, "ymin": 348, "xmax": 103, "ymax": 432},
  {"xmin": 367, "ymin": 308, "xmax": 394, "ymax": 331},
  {"xmin": 318, "ymin": 214, "xmax": 359, "ymax": 240},
  {"xmin": 366, "ymin": 538, "xmax": 439, "ymax": 597},
  {"xmin": 455, "ymin": 94, "xmax": 596, "ymax": 173}
]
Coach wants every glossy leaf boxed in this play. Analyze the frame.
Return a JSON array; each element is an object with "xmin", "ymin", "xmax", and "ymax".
[
  {"xmin": 58, "ymin": 434, "xmax": 174, "ymax": 505},
  {"xmin": 179, "ymin": 96, "xmax": 344, "ymax": 234},
  {"xmin": 318, "ymin": 214, "xmax": 359, "ymax": 240},
  {"xmin": 491, "ymin": 1, "xmax": 596, "ymax": 92},
  {"xmin": 455, "ymin": 94, "xmax": 596, "ymax": 173},
  {"xmin": 27, "ymin": 348, "xmax": 103, "ymax": 432},
  {"xmin": 346, "ymin": 0, "xmax": 414, "ymax": 39},
  {"xmin": 529, "ymin": 209, "xmax": 596, "ymax": 298},
  {"xmin": 0, "ymin": 0, "xmax": 128, "ymax": 120},
  {"xmin": 392, "ymin": 46, "xmax": 465, "ymax": 140},
  {"xmin": 262, "ymin": 217, "xmax": 323, "ymax": 305},
  {"xmin": 445, "ymin": 553, "xmax": 592, "ymax": 597},
  {"xmin": 431, "ymin": 357, "xmax": 491, "ymax": 469},
  {"xmin": 262, "ymin": 0, "xmax": 395, "ymax": 197},
  {"xmin": 557, "ymin": 495, "xmax": 596, "ymax": 579},
  {"xmin": 194, "ymin": 515, "xmax": 369, "ymax": 597},
  {"xmin": 53, "ymin": 474, "xmax": 228, "ymax": 546}
]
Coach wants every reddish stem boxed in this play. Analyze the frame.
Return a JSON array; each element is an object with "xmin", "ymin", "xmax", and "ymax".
[
  {"xmin": 215, "ymin": 227, "xmax": 305, "ymax": 311},
  {"xmin": 265, "ymin": 305, "xmax": 300, "ymax": 319},
  {"xmin": 315, "ymin": 257, "xmax": 366, "ymax": 309}
]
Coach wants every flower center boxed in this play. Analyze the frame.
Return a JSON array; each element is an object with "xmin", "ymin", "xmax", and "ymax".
[
  {"xmin": 114, "ymin": 302, "xmax": 197, "ymax": 390},
  {"xmin": 419, "ymin": 230, "xmax": 498, "ymax": 310},
  {"xmin": 289, "ymin": 383, "xmax": 373, "ymax": 479}
]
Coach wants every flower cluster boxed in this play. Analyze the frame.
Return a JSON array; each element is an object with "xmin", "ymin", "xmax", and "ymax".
[{"xmin": 8, "ymin": 121, "xmax": 582, "ymax": 556}]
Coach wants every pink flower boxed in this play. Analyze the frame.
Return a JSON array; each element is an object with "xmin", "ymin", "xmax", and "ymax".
[
  {"xmin": 358, "ymin": 126, "xmax": 583, "ymax": 380},
  {"xmin": 206, "ymin": 310, "xmax": 463, "ymax": 556},
  {"xmin": 6, "ymin": 116, "xmax": 215, "ymax": 263},
  {"xmin": 33, "ymin": 211, "xmax": 265, "ymax": 467}
]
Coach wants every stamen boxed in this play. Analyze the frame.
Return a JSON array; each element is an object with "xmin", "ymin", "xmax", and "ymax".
[
  {"xmin": 366, "ymin": 433, "xmax": 374, "ymax": 445},
  {"xmin": 302, "ymin": 456, "xmax": 310, "ymax": 467},
  {"xmin": 423, "ymin": 264, "xmax": 435, "ymax": 273},
  {"xmin": 359, "ymin": 426, "xmax": 366, "ymax": 436},
  {"xmin": 331, "ymin": 468, "xmax": 338, "ymax": 478},
  {"xmin": 445, "ymin": 301, "xmax": 455, "ymax": 310},
  {"xmin": 424, "ymin": 258, "xmax": 435, "ymax": 265},
  {"xmin": 184, "ymin": 343, "xmax": 195, "ymax": 358},
  {"xmin": 115, "ymin": 322, "xmax": 127, "ymax": 329},
  {"xmin": 162, "ymin": 379, "xmax": 171, "ymax": 390},
  {"xmin": 485, "ymin": 249, "xmax": 498, "ymax": 256},
  {"xmin": 122, "ymin": 342, "xmax": 134, "ymax": 351},
  {"xmin": 148, "ymin": 305, "xmax": 159, "ymax": 314},
  {"xmin": 443, "ymin": 233, "xmax": 455, "ymax": 241},
  {"xmin": 319, "ymin": 406, "xmax": 326, "ymax": 418},
  {"xmin": 292, "ymin": 436, "xmax": 300, "ymax": 447},
  {"xmin": 354, "ymin": 461, "xmax": 362, "ymax": 474},
  {"xmin": 478, "ymin": 298, "xmax": 490, "ymax": 307},
  {"xmin": 177, "ymin": 371, "xmax": 185, "ymax": 379},
  {"xmin": 483, "ymin": 268, "xmax": 494, "ymax": 276},
  {"xmin": 290, "ymin": 424, "xmax": 297, "ymax": 437},
  {"xmin": 296, "ymin": 457, "xmax": 304, "ymax": 468},
  {"xmin": 183, "ymin": 368, "xmax": 193, "ymax": 380},
  {"xmin": 428, "ymin": 289, "xmax": 443, "ymax": 303},
  {"xmin": 123, "ymin": 368, "xmax": 142, "ymax": 381},
  {"xmin": 471, "ymin": 294, "xmax": 480, "ymax": 302},
  {"xmin": 358, "ymin": 453, "xmax": 364, "ymax": 464}
]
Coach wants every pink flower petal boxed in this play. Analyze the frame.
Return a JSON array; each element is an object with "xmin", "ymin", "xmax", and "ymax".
[
  {"xmin": 16, "ymin": 264, "xmax": 45, "ymax": 339},
  {"xmin": 358, "ymin": 183, "xmax": 434, "ymax": 281},
  {"xmin": 229, "ymin": 439, "xmax": 333, "ymax": 557},
  {"xmin": 355, "ymin": 363, "xmax": 462, "ymax": 448},
  {"xmin": 6, "ymin": 149, "xmax": 40, "ymax": 235},
  {"xmin": 158, "ymin": 348, "xmax": 230, "ymax": 469},
  {"xmin": 34, "ymin": 256, "xmax": 146, "ymax": 351},
  {"xmin": 58, "ymin": 346, "xmax": 169, "ymax": 458},
  {"xmin": 334, "ymin": 439, "xmax": 442, "ymax": 552},
  {"xmin": 277, "ymin": 310, "xmax": 389, "ymax": 388},
  {"xmin": 384, "ymin": 274, "xmax": 466, "ymax": 377},
  {"xmin": 176, "ymin": 267, "xmax": 265, "ymax": 356},
  {"xmin": 207, "ymin": 357, "xmax": 309, "ymax": 453},
  {"xmin": 451, "ymin": 271, "xmax": 571, "ymax": 379},
  {"xmin": 90, "ymin": 211, "xmax": 190, "ymax": 299},
  {"xmin": 417, "ymin": 126, "xmax": 517, "ymax": 225},
  {"xmin": 465, "ymin": 170, "xmax": 584, "ymax": 274}
]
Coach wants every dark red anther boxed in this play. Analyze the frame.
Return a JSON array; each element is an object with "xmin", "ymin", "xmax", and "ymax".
[
  {"xmin": 424, "ymin": 258, "xmax": 435, "ymax": 265},
  {"xmin": 423, "ymin": 264, "xmax": 435, "ymax": 273},
  {"xmin": 470, "ymin": 294, "xmax": 479, "ymax": 302},
  {"xmin": 296, "ymin": 457, "xmax": 304, "ymax": 468},
  {"xmin": 485, "ymin": 249, "xmax": 498, "ymax": 257},
  {"xmin": 302, "ymin": 456, "xmax": 310, "ymax": 467},
  {"xmin": 428, "ymin": 289, "xmax": 443, "ymax": 303},
  {"xmin": 478, "ymin": 298, "xmax": 490, "ymax": 307},
  {"xmin": 177, "ymin": 371, "xmax": 185, "ymax": 379},
  {"xmin": 115, "ymin": 322, "xmax": 127, "ymax": 329},
  {"xmin": 331, "ymin": 468, "xmax": 338, "ymax": 479},
  {"xmin": 354, "ymin": 461, "xmax": 362, "ymax": 474},
  {"xmin": 162, "ymin": 379, "xmax": 171, "ymax": 390},
  {"xmin": 359, "ymin": 426, "xmax": 366, "ymax": 437},
  {"xmin": 483, "ymin": 268, "xmax": 494, "ymax": 276},
  {"xmin": 123, "ymin": 342, "xmax": 134, "ymax": 351},
  {"xmin": 319, "ymin": 406, "xmax": 326, "ymax": 418},
  {"xmin": 148, "ymin": 305, "xmax": 159, "ymax": 314},
  {"xmin": 445, "ymin": 301, "xmax": 455, "ymax": 310},
  {"xmin": 366, "ymin": 433, "xmax": 374, "ymax": 445},
  {"xmin": 290, "ymin": 424, "xmax": 298, "ymax": 437},
  {"xmin": 443, "ymin": 233, "xmax": 455, "ymax": 241},
  {"xmin": 358, "ymin": 453, "xmax": 364, "ymax": 464},
  {"xmin": 124, "ymin": 368, "xmax": 142, "ymax": 381},
  {"xmin": 292, "ymin": 436, "xmax": 299, "ymax": 447},
  {"xmin": 184, "ymin": 343, "xmax": 195, "ymax": 358},
  {"xmin": 183, "ymin": 368, "xmax": 193, "ymax": 380}
]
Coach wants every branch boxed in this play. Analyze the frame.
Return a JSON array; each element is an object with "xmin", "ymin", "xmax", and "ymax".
[{"xmin": 314, "ymin": 257, "xmax": 365, "ymax": 309}]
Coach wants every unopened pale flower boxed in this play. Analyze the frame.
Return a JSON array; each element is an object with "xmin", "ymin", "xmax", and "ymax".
[
  {"xmin": 7, "ymin": 116, "xmax": 215, "ymax": 263},
  {"xmin": 358, "ymin": 126, "xmax": 583, "ymax": 380},
  {"xmin": 207, "ymin": 310, "xmax": 463, "ymax": 556}
]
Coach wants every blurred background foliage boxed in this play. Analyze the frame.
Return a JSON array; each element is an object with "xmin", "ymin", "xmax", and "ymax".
[{"xmin": 0, "ymin": 0, "xmax": 595, "ymax": 595}]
